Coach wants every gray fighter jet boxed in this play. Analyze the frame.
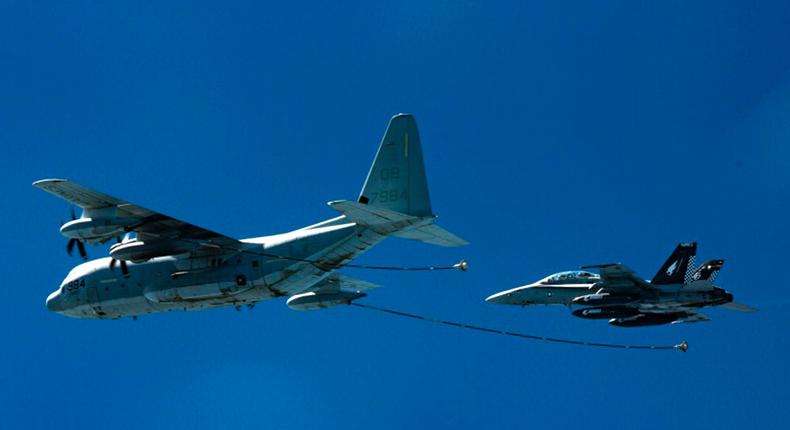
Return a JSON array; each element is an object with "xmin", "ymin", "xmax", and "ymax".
[
  {"xmin": 486, "ymin": 243, "xmax": 755, "ymax": 327},
  {"xmin": 37, "ymin": 114, "xmax": 467, "ymax": 319}
]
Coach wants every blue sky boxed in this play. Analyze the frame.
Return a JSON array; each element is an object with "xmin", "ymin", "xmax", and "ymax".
[{"xmin": 2, "ymin": 1, "xmax": 789, "ymax": 428}]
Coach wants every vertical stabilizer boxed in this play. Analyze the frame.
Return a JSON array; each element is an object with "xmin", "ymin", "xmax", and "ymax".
[
  {"xmin": 651, "ymin": 242, "xmax": 697, "ymax": 285},
  {"xmin": 358, "ymin": 114, "xmax": 433, "ymax": 217},
  {"xmin": 690, "ymin": 259, "xmax": 725, "ymax": 282}
]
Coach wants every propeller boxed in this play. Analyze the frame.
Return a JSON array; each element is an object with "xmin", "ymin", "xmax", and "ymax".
[
  {"xmin": 64, "ymin": 207, "xmax": 88, "ymax": 261},
  {"xmin": 109, "ymin": 258, "xmax": 129, "ymax": 277},
  {"xmin": 66, "ymin": 238, "xmax": 88, "ymax": 261},
  {"xmin": 109, "ymin": 235, "xmax": 129, "ymax": 277}
]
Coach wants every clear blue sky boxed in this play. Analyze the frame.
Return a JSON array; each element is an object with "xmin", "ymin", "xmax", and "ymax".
[{"xmin": 2, "ymin": 1, "xmax": 789, "ymax": 428}]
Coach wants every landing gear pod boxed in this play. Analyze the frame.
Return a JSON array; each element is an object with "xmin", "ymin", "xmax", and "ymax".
[{"xmin": 286, "ymin": 291, "xmax": 367, "ymax": 311}]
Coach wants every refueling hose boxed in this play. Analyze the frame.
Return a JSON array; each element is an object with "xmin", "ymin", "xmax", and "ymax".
[
  {"xmin": 183, "ymin": 241, "xmax": 686, "ymax": 352},
  {"xmin": 350, "ymin": 302, "xmax": 688, "ymax": 352}
]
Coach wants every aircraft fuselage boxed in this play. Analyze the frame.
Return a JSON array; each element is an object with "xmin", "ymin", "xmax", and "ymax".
[
  {"xmin": 46, "ymin": 218, "xmax": 385, "ymax": 319},
  {"xmin": 486, "ymin": 282, "xmax": 732, "ymax": 310}
]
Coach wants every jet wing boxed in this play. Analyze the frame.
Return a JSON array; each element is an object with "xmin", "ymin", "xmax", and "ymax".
[
  {"xmin": 581, "ymin": 263, "xmax": 651, "ymax": 290},
  {"xmin": 33, "ymin": 179, "xmax": 244, "ymax": 252}
]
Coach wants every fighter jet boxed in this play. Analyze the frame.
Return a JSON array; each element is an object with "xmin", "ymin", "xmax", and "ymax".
[
  {"xmin": 486, "ymin": 243, "xmax": 755, "ymax": 327},
  {"xmin": 36, "ymin": 114, "xmax": 468, "ymax": 319}
]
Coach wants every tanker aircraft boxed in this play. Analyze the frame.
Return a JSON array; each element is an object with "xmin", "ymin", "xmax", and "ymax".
[
  {"xmin": 486, "ymin": 243, "xmax": 755, "ymax": 327},
  {"xmin": 37, "ymin": 114, "xmax": 468, "ymax": 319}
]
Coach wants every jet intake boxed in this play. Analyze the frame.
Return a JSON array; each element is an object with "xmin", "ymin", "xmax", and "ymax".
[{"xmin": 286, "ymin": 291, "xmax": 366, "ymax": 311}]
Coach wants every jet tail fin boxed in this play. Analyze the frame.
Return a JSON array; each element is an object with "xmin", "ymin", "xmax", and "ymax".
[
  {"xmin": 652, "ymin": 242, "xmax": 697, "ymax": 285},
  {"xmin": 689, "ymin": 259, "xmax": 724, "ymax": 282},
  {"xmin": 335, "ymin": 114, "xmax": 467, "ymax": 247},
  {"xmin": 358, "ymin": 114, "xmax": 433, "ymax": 217}
]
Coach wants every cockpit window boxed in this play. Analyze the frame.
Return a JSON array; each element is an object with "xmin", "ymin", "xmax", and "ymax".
[{"xmin": 542, "ymin": 270, "xmax": 600, "ymax": 285}]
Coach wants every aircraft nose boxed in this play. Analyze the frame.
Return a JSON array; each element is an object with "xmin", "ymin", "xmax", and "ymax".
[
  {"xmin": 46, "ymin": 290, "xmax": 64, "ymax": 312},
  {"xmin": 486, "ymin": 291, "xmax": 509, "ymax": 304}
]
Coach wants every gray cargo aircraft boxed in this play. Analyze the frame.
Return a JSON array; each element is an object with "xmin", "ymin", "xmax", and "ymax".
[
  {"xmin": 37, "ymin": 114, "xmax": 467, "ymax": 319},
  {"xmin": 486, "ymin": 243, "xmax": 755, "ymax": 327}
]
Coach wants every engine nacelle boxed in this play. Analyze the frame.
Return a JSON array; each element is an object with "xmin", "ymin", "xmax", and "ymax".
[
  {"xmin": 110, "ymin": 238, "xmax": 194, "ymax": 262},
  {"xmin": 286, "ymin": 291, "xmax": 366, "ymax": 311},
  {"xmin": 60, "ymin": 217, "xmax": 138, "ymax": 243},
  {"xmin": 572, "ymin": 306, "xmax": 640, "ymax": 320}
]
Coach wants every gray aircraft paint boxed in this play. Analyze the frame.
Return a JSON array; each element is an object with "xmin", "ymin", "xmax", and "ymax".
[
  {"xmin": 486, "ymin": 244, "xmax": 755, "ymax": 327},
  {"xmin": 41, "ymin": 114, "xmax": 467, "ymax": 320}
]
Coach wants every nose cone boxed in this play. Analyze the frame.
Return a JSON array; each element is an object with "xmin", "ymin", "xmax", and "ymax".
[
  {"xmin": 486, "ymin": 290, "xmax": 510, "ymax": 304},
  {"xmin": 46, "ymin": 290, "xmax": 64, "ymax": 312}
]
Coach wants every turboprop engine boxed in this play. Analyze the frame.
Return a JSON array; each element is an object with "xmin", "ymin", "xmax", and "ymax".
[
  {"xmin": 60, "ymin": 217, "xmax": 138, "ymax": 242},
  {"xmin": 60, "ymin": 206, "xmax": 139, "ymax": 244},
  {"xmin": 286, "ymin": 291, "xmax": 366, "ymax": 311},
  {"xmin": 110, "ymin": 238, "xmax": 195, "ymax": 262}
]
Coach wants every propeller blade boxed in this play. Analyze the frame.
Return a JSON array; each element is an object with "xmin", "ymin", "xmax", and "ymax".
[
  {"xmin": 76, "ymin": 240, "xmax": 87, "ymax": 261},
  {"xmin": 109, "ymin": 258, "xmax": 130, "ymax": 277},
  {"xmin": 66, "ymin": 238, "xmax": 76, "ymax": 255}
]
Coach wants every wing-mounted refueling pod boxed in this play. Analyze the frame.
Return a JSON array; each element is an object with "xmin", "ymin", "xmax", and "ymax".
[{"xmin": 287, "ymin": 274, "xmax": 380, "ymax": 311}]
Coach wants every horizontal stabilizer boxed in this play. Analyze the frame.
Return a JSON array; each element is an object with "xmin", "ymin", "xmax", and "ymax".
[
  {"xmin": 721, "ymin": 302, "xmax": 758, "ymax": 312},
  {"xmin": 392, "ymin": 224, "xmax": 468, "ymax": 247},
  {"xmin": 329, "ymin": 199, "xmax": 422, "ymax": 226},
  {"xmin": 328, "ymin": 200, "xmax": 467, "ymax": 247}
]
